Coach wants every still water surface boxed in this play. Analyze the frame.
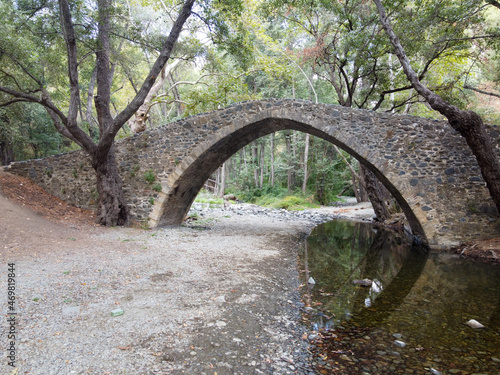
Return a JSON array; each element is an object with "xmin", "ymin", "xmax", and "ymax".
[{"xmin": 301, "ymin": 220, "xmax": 500, "ymax": 374}]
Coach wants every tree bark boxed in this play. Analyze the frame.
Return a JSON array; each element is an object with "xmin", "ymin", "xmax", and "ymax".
[
  {"xmin": 168, "ymin": 72, "xmax": 184, "ymax": 117},
  {"xmin": 270, "ymin": 133, "xmax": 275, "ymax": 187},
  {"xmin": 361, "ymin": 165, "xmax": 390, "ymax": 221},
  {"xmin": 302, "ymin": 133, "xmax": 310, "ymax": 193},
  {"xmin": 374, "ymin": 0, "xmax": 500, "ymax": 214},
  {"xmin": 92, "ymin": 145, "xmax": 129, "ymax": 226},
  {"xmin": 252, "ymin": 144, "xmax": 259, "ymax": 187},
  {"xmin": 285, "ymin": 130, "xmax": 295, "ymax": 192},
  {"xmin": 0, "ymin": 141, "xmax": 14, "ymax": 165},
  {"xmin": 259, "ymin": 140, "xmax": 265, "ymax": 188},
  {"xmin": 218, "ymin": 162, "xmax": 226, "ymax": 197},
  {"xmin": 86, "ymin": 67, "xmax": 97, "ymax": 139}
]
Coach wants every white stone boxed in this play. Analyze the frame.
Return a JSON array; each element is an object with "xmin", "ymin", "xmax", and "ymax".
[{"xmin": 466, "ymin": 319, "xmax": 485, "ymax": 329}]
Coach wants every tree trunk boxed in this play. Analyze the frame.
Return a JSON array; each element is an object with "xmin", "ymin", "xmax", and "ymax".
[
  {"xmin": 218, "ymin": 162, "xmax": 226, "ymax": 197},
  {"xmin": 242, "ymin": 147, "xmax": 247, "ymax": 171},
  {"xmin": 252, "ymin": 144, "xmax": 259, "ymax": 187},
  {"xmin": 352, "ymin": 172, "xmax": 362, "ymax": 203},
  {"xmin": 0, "ymin": 141, "xmax": 14, "ymax": 165},
  {"xmin": 168, "ymin": 72, "xmax": 184, "ymax": 117},
  {"xmin": 259, "ymin": 140, "xmax": 265, "ymax": 188},
  {"xmin": 270, "ymin": 133, "xmax": 275, "ymax": 187},
  {"xmin": 361, "ymin": 165, "xmax": 390, "ymax": 221},
  {"xmin": 92, "ymin": 145, "xmax": 129, "ymax": 226},
  {"xmin": 285, "ymin": 130, "xmax": 295, "ymax": 192},
  {"xmin": 302, "ymin": 133, "xmax": 310, "ymax": 193},
  {"xmin": 86, "ymin": 67, "xmax": 97, "ymax": 139}
]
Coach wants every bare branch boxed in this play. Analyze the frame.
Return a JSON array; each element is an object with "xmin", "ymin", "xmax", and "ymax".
[
  {"xmin": 159, "ymin": 70, "xmax": 260, "ymax": 98},
  {"xmin": 464, "ymin": 84, "xmax": 500, "ymax": 99},
  {"xmin": 0, "ymin": 49, "xmax": 44, "ymax": 87},
  {"xmin": 372, "ymin": 85, "xmax": 413, "ymax": 111},
  {"xmin": 0, "ymin": 98, "xmax": 31, "ymax": 107}
]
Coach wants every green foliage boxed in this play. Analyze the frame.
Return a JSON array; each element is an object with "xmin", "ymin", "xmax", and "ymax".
[
  {"xmin": 195, "ymin": 190, "xmax": 224, "ymax": 205},
  {"xmin": 255, "ymin": 194, "xmax": 319, "ymax": 210},
  {"xmin": 0, "ymin": 103, "xmax": 66, "ymax": 162},
  {"xmin": 130, "ymin": 165, "xmax": 140, "ymax": 178},
  {"xmin": 152, "ymin": 183, "xmax": 162, "ymax": 192},
  {"xmin": 144, "ymin": 169, "xmax": 156, "ymax": 184}
]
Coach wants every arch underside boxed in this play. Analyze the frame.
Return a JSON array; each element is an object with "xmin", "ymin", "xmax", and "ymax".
[{"xmin": 152, "ymin": 118, "xmax": 428, "ymax": 245}]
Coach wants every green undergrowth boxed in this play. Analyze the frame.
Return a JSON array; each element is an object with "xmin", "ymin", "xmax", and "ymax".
[
  {"xmin": 228, "ymin": 186, "xmax": 325, "ymax": 210},
  {"xmin": 253, "ymin": 194, "xmax": 320, "ymax": 210},
  {"xmin": 194, "ymin": 190, "xmax": 224, "ymax": 205},
  {"xmin": 194, "ymin": 186, "xmax": 347, "ymax": 211}
]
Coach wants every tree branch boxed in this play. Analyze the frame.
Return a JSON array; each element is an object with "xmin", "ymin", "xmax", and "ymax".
[
  {"xmin": 59, "ymin": 0, "xmax": 81, "ymax": 127},
  {"xmin": 107, "ymin": 0, "xmax": 195, "ymax": 147},
  {"xmin": 464, "ymin": 84, "xmax": 500, "ymax": 99},
  {"xmin": 0, "ymin": 49, "xmax": 44, "ymax": 87}
]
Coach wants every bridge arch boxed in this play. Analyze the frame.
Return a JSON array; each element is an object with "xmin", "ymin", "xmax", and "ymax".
[{"xmin": 151, "ymin": 117, "xmax": 426, "ymax": 242}]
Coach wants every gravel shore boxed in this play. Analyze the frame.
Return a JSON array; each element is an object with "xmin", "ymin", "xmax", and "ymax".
[{"xmin": 0, "ymin": 192, "xmax": 373, "ymax": 375}]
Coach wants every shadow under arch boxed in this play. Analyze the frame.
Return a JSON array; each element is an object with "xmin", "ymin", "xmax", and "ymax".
[{"xmin": 152, "ymin": 117, "xmax": 428, "ymax": 245}]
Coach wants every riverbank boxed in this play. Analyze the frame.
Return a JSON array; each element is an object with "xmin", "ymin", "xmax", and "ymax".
[{"xmin": 0, "ymin": 171, "xmax": 375, "ymax": 375}]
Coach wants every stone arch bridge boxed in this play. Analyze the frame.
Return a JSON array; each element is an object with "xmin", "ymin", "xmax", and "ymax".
[{"xmin": 5, "ymin": 99, "xmax": 500, "ymax": 248}]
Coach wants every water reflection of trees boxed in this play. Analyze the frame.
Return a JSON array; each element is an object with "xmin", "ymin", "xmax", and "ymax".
[{"xmin": 303, "ymin": 220, "xmax": 425, "ymax": 323}]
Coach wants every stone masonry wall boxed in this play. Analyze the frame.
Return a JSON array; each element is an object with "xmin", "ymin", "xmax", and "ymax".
[{"xmin": 5, "ymin": 99, "xmax": 500, "ymax": 248}]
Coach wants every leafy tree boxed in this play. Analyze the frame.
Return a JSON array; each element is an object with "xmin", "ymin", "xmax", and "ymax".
[
  {"xmin": 0, "ymin": 0, "xmax": 195, "ymax": 225},
  {"xmin": 0, "ymin": 103, "xmax": 64, "ymax": 164}
]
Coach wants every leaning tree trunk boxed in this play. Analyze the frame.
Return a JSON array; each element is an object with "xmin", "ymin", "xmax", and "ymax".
[
  {"xmin": 92, "ymin": 145, "xmax": 129, "ymax": 226},
  {"xmin": 361, "ymin": 165, "xmax": 391, "ymax": 222}
]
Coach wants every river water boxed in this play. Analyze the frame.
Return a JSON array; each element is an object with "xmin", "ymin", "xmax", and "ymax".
[{"xmin": 301, "ymin": 220, "xmax": 500, "ymax": 374}]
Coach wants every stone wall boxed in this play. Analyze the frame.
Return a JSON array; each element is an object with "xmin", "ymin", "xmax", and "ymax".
[{"xmin": 5, "ymin": 99, "xmax": 500, "ymax": 248}]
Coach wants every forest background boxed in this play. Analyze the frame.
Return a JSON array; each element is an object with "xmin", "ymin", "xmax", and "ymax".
[{"xmin": 1, "ymin": 0, "xmax": 500, "ymax": 215}]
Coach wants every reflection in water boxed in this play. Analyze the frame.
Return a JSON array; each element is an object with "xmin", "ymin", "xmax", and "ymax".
[{"xmin": 301, "ymin": 220, "xmax": 500, "ymax": 374}]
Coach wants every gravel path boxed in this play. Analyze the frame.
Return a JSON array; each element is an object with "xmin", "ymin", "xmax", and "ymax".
[{"xmin": 0, "ymin": 189, "xmax": 373, "ymax": 375}]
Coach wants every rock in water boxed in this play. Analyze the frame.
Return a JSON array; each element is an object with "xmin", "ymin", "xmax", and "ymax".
[
  {"xmin": 466, "ymin": 319, "xmax": 485, "ymax": 329},
  {"xmin": 394, "ymin": 340, "xmax": 406, "ymax": 348},
  {"xmin": 352, "ymin": 278, "xmax": 373, "ymax": 287},
  {"xmin": 308, "ymin": 277, "xmax": 316, "ymax": 285}
]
